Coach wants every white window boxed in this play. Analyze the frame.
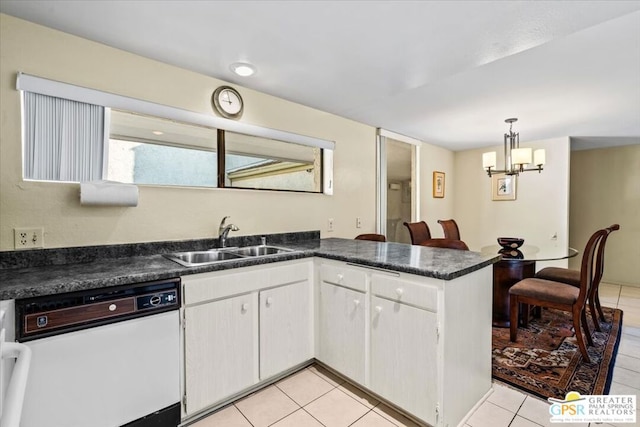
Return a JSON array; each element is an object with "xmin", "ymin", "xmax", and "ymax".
[{"xmin": 106, "ymin": 110, "xmax": 218, "ymax": 188}]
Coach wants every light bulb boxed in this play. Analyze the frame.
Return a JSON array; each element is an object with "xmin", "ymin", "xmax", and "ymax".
[{"xmin": 230, "ymin": 62, "xmax": 256, "ymax": 77}]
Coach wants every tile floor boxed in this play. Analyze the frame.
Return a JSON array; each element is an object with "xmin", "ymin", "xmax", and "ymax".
[{"xmin": 191, "ymin": 282, "xmax": 640, "ymax": 427}]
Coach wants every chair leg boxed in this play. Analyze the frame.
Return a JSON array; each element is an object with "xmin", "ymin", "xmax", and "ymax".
[
  {"xmin": 510, "ymin": 294, "xmax": 519, "ymax": 342},
  {"xmin": 595, "ymin": 293, "xmax": 607, "ymax": 324},
  {"xmin": 588, "ymin": 290, "xmax": 602, "ymax": 332},
  {"xmin": 573, "ymin": 307, "xmax": 591, "ymax": 363},
  {"xmin": 581, "ymin": 308, "xmax": 594, "ymax": 347}
]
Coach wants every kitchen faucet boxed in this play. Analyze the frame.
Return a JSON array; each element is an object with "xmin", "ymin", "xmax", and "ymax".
[{"xmin": 218, "ymin": 216, "xmax": 239, "ymax": 248}]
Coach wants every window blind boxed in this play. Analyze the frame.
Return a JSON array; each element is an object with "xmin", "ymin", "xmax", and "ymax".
[{"xmin": 23, "ymin": 92, "xmax": 105, "ymax": 182}]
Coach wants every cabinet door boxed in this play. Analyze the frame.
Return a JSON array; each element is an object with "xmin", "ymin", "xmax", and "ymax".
[
  {"xmin": 260, "ymin": 281, "xmax": 312, "ymax": 379},
  {"xmin": 184, "ymin": 293, "xmax": 258, "ymax": 416},
  {"xmin": 318, "ymin": 282, "xmax": 366, "ymax": 384},
  {"xmin": 370, "ymin": 296, "xmax": 438, "ymax": 426}
]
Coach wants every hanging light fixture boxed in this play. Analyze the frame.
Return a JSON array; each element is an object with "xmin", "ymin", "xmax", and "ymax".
[{"xmin": 482, "ymin": 118, "xmax": 545, "ymax": 177}]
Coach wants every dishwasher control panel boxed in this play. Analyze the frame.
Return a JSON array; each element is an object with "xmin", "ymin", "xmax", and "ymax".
[
  {"xmin": 136, "ymin": 289, "xmax": 178, "ymax": 310},
  {"xmin": 16, "ymin": 278, "xmax": 180, "ymax": 341}
]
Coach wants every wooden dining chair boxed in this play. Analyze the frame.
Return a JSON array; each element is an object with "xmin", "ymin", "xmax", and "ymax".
[
  {"xmin": 403, "ymin": 221, "xmax": 431, "ymax": 245},
  {"xmin": 419, "ymin": 238, "xmax": 469, "ymax": 250},
  {"xmin": 535, "ymin": 224, "xmax": 619, "ymax": 331},
  {"xmin": 437, "ymin": 219, "xmax": 461, "ymax": 240},
  {"xmin": 508, "ymin": 227, "xmax": 608, "ymax": 363},
  {"xmin": 355, "ymin": 233, "xmax": 386, "ymax": 242}
]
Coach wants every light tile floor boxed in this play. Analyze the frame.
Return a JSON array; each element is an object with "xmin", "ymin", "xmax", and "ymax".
[{"xmin": 191, "ymin": 282, "xmax": 640, "ymax": 427}]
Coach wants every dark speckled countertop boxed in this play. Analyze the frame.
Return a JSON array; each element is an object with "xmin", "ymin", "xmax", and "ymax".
[{"xmin": 0, "ymin": 234, "xmax": 499, "ymax": 300}]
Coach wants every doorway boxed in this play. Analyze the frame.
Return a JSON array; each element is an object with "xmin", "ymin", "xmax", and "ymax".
[{"xmin": 377, "ymin": 130, "xmax": 421, "ymax": 243}]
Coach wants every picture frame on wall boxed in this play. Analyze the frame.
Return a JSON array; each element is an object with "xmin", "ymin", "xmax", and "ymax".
[
  {"xmin": 492, "ymin": 174, "xmax": 517, "ymax": 201},
  {"xmin": 433, "ymin": 171, "xmax": 445, "ymax": 198}
]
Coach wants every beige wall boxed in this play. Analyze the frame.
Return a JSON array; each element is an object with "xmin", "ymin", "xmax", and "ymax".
[
  {"xmin": 0, "ymin": 14, "xmax": 377, "ymax": 250},
  {"xmin": 568, "ymin": 144, "xmax": 640, "ymax": 286},
  {"xmin": 419, "ymin": 143, "xmax": 456, "ymax": 237},
  {"xmin": 453, "ymin": 137, "xmax": 571, "ymax": 270}
]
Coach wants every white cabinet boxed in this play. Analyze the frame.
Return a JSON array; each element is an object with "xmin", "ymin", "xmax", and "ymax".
[
  {"xmin": 370, "ymin": 295, "xmax": 437, "ymax": 425},
  {"xmin": 260, "ymin": 280, "xmax": 313, "ymax": 379},
  {"xmin": 183, "ymin": 293, "xmax": 258, "ymax": 416},
  {"xmin": 181, "ymin": 257, "xmax": 491, "ymax": 426},
  {"xmin": 181, "ymin": 260, "xmax": 312, "ymax": 418},
  {"xmin": 317, "ymin": 282, "xmax": 366, "ymax": 384},
  {"xmin": 317, "ymin": 260, "xmax": 492, "ymax": 427}
]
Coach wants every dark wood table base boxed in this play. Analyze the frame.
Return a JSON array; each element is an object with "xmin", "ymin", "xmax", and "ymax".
[{"xmin": 492, "ymin": 260, "xmax": 536, "ymax": 327}]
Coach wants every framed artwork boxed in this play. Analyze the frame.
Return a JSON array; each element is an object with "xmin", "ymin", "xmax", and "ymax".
[
  {"xmin": 492, "ymin": 174, "xmax": 517, "ymax": 201},
  {"xmin": 433, "ymin": 171, "xmax": 445, "ymax": 198}
]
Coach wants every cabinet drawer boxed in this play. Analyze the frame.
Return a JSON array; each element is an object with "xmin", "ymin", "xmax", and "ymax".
[
  {"xmin": 320, "ymin": 263, "xmax": 367, "ymax": 292},
  {"xmin": 371, "ymin": 274, "xmax": 438, "ymax": 312}
]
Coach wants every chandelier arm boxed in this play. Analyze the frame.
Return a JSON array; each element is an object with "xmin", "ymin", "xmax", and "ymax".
[{"xmin": 520, "ymin": 166, "xmax": 544, "ymax": 173}]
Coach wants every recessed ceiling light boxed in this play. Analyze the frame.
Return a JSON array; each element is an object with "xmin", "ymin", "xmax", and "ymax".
[
  {"xmin": 230, "ymin": 62, "xmax": 256, "ymax": 77},
  {"xmin": 152, "ymin": 130, "xmax": 164, "ymax": 135}
]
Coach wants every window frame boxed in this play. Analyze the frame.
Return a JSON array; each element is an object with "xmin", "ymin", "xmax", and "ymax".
[{"xmin": 17, "ymin": 72, "xmax": 335, "ymax": 195}]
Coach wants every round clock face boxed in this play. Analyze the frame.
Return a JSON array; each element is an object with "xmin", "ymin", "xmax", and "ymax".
[{"xmin": 212, "ymin": 86, "xmax": 243, "ymax": 119}]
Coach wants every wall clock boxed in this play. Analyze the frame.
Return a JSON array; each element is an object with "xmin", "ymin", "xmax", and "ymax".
[{"xmin": 212, "ymin": 86, "xmax": 244, "ymax": 119}]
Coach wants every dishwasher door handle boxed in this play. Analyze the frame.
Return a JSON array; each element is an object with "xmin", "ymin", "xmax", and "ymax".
[{"xmin": 1, "ymin": 341, "xmax": 32, "ymax": 427}]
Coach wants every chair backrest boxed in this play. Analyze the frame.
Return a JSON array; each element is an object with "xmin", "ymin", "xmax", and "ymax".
[
  {"xmin": 419, "ymin": 238, "xmax": 469, "ymax": 250},
  {"xmin": 577, "ymin": 228, "xmax": 609, "ymax": 305},
  {"xmin": 592, "ymin": 224, "xmax": 620, "ymax": 289},
  {"xmin": 437, "ymin": 219, "xmax": 460, "ymax": 240},
  {"xmin": 403, "ymin": 221, "xmax": 431, "ymax": 245},
  {"xmin": 355, "ymin": 233, "xmax": 386, "ymax": 242}
]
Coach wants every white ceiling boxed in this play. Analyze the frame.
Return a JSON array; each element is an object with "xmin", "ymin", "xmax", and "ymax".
[{"xmin": 2, "ymin": 1, "xmax": 640, "ymax": 151}]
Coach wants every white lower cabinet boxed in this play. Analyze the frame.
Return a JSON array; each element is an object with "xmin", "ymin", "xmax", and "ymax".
[
  {"xmin": 260, "ymin": 280, "xmax": 313, "ymax": 379},
  {"xmin": 181, "ymin": 260, "xmax": 312, "ymax": 418},
  {"xmin": 183, "ymin": 293, "xmax": 258, "ymax": 416},
  {"xmin": 318, "ymin": 260, "xmax": 492, "ymax": 427},
  {"xmin": 317, "ymin": 282, "xmax": 366, "ymax": 384},
  {"xmin": 370, "ymin": 295, "xmax": 438, "ymax": 425},
  {"xmin": 181, "ymin": 258, "xmax": 491, "ymax": 427}
]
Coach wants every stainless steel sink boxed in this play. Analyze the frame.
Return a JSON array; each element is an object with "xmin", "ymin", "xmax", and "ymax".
[
  {"xmin": 228, "ymin": 245, "xmax": 294, "ymax": 257},
  {"xmin": 164, "ymin": 245, "xmax": 296, "ymax": 267},
  {"xmin": 164, "ymin": 250, "xmax": 243, "ymax": 267}
]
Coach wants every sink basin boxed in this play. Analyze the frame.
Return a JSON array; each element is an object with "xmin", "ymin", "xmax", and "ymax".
[
  {"xmin": 228, "ymin": 245, "xmax": 294, "ymax": 257},
  {"xmin": 164, "ymin": 245, "xmax": 296, "ymax": 267},
  {"xmin": 164, "ymin": 250, "xmax": 243, "ymax": 267}
]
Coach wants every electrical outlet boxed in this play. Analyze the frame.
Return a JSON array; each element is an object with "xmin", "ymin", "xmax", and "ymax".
[
  {"xmin": 356, "ymin": 217, "xmax": 362, "ymax": 228},
  {"xmin": 327, "ymin": 218, "xmax": 334, "ymax": 232},
  {"xmin": 14, "ymin": 227, "xmax": 44, "ymax": 250}
]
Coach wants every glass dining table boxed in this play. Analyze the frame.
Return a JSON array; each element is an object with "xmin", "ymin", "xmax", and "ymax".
[{"xmin": 480, "ymin": 244, "xmax": 579, "ymax": 327}]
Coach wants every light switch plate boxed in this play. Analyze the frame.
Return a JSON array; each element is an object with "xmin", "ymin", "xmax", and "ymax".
[{"xmin": 14, "ymin": 227, "xmax": 44, "ymax": 250}]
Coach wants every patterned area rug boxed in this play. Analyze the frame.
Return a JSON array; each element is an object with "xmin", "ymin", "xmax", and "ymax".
[{"xmin": 492, "ymin": 306, "xmax": 623, "ymax": 400}]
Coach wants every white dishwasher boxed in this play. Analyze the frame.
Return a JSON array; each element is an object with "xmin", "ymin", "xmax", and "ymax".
[{"xmin": 15, "ymin": 278, "xmax": 181, "ymax": 427}]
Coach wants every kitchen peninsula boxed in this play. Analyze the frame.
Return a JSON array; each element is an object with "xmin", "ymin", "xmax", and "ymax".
[{"xmin": 0, "ymin": 234, "xmax": 499, "ymax": 427}]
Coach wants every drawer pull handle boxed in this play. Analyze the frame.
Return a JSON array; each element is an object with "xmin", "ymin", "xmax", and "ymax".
[
  {"xmin": 353, "ymin": 299, "xmax": 360, "ymax": 307},
  {"xmin": 337, "ymin": 274, "xmax": 344, "ymax": 282},
  {"xmin": 375, "ymin": 306, "xmax": 383, "ymax": 314},
  {"xmin": 108, "ymin": 304, "xmax": 117, "ymax": 312},
  {"xmin": 396, "ymin": 288, "xmax": 404, "ymax": 297},
  {"xmin": 266, "ymin": 297, "xmax": 274, "ymax": 306},
  {"xmin": 241, "ymin": 303, "xmax": 249, "ymax": 312}
]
